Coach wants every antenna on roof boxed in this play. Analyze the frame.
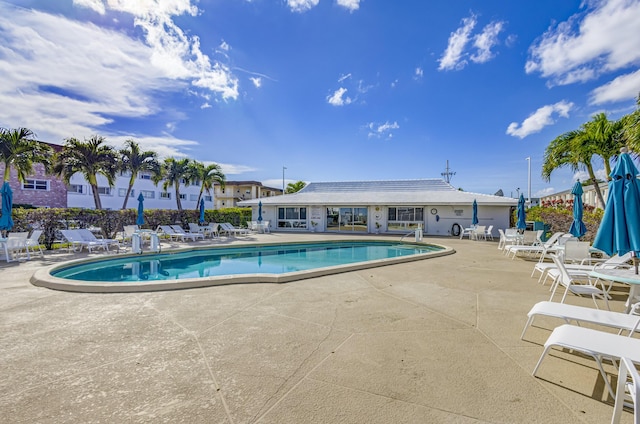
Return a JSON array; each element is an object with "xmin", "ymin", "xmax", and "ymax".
[{"xmin": 441, "ymin": 160, "xmax": 455, "ymax": 184}]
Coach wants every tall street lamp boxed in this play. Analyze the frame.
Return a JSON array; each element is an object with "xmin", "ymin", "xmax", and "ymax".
[{"xmin": 282, "ymin": 166, "xmax": 287, "ymax": 194}]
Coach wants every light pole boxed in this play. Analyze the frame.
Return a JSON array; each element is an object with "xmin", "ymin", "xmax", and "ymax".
[
  {"xmin": 526, "ymin": 157, "xmax": 531, "ymax": 204},
  {"xmin": 282, "ymin": 166, "xmax": 287, "ymax": 195}
]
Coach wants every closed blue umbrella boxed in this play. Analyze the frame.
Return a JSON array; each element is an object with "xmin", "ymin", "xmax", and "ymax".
[
  {"xmin": 472, "ymin": 199, "xmax": 478, "ymax": 226},
  {"xmin": 136, "ymin": 193, "xmax": 145, "ymax": 226},
  {"xmin": 199, "ymin": 198, "xmax": 205, "ymax": 224},
  {"xmin": 0, "ymin": 182, "xmax": 14, "ymax": 232},
  {"xmin": 257, "ymin": 201, "xmax": 263, "ymax": 222},
  {"xmin": 516, "ymin": 194, "xmax": 527, "ymax": 230},
  {"xmin": 593, "ymin": 148, "xmax": 640, "ymax": 266},
  {"xmin": 568, "ymin": 181, "xmax": 587, "ymax": 238}
]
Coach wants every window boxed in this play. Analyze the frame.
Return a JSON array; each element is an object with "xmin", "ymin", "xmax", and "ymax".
[
  {"xmin": 190, "ymin": 194, "xmax": 198, "ymax": 201},
  {"xmin": 204, "ymin": 195, "xmax": 212, "ymax": 202},
  {"xmin": 139, "ymin": 173, "xmax": 151, "ymax": 180},
  {"xmin": 179, "ymin": 194, "xmax": 186, "ymax": 200},
  {"xmin": 68, "ymin": 184, "xmax": 83, "ymax": 194},
  {"xmin": 160, "ymin": 192, "xmax": 171, "ymax": 199},
  {"xmin": 23, "ymin": 179, "xmax": 48, "ymax": 191},
  {"xmin": 118, "ymin": 188, "xmax": 134, "ymax": 197},
  {"xmin": 140, "ymin": 190, "xmax": 155, "ymax": 199},
  {"xmin": 277, "ymin": 207, "xmax": 307, "ymax": 229},
  {"xmin": 387, "ymin": 207, "xmax": 424, "ymax": 231},
  {"xmin": 119, "ymin": 170, "xmax": 131, "ymax": 177},
  {"xmin": 96, "ymin": 187, "xmax": 111, "ymax": 195}
]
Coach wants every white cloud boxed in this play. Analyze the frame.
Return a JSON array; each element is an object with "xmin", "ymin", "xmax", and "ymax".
[
  {"xmin": 286, "ymin": 0, "xmax": 320, "ymax": 13},
  {"xmin": 338, "ymin": 73, "xmax": 352, "ymax": 83},
  {"xmin": 438, "ymin": 15, "xmax": 476, "ymax": 71},
  {"xmin": 526, "ymin": 0, "xmax": 640, "ymax": 86},
  {"xmin": 217, "ymin": 163, "xmax": 258, "ymax": 175},
  {"xmin": 414, "ymin": 67, "xmax": 424, "ymax": 79},
  {"xmin": 250, "ymin": 77, "xmax": 262, "ymax": 88},
  {"xmin": 366, "ymin": 121, "xmax": 399, "ymax": 139},
  {"xmin": 506, "ymin": 100, "xmax": 574, "ymax": 138},
  {"xmin": 219, "ymin": 40, "xmax": 230, "ymax": 51},
  {"xmin": 535, "ymin": 187, "xmax": 556, "ymax": 197},
  {"xmin": 327, "ymin": 87, "xmax": 352, "ymax": 106},
  {"xmin": 337, "ymin": 0, "xmax": 361, "ymax": 12},
  {"xmin": 471, "ymin": 21, "xmax": 504, "ymax": 63},
  {"xmin": 573, "ymin": 168, "xmax": 607, "ymax": 182},
  {"xmin": 590, "ymin": 69, "xmax": 640, "ymax": 105},
  {"xmin": 73, "ymin": 0, "xmax": 106, "ymax": 14}
]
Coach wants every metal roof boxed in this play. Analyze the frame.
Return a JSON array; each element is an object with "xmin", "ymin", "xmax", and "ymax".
[{"xmin": 239, "ymin": 179, "xmax": 517, "ymax": 206}]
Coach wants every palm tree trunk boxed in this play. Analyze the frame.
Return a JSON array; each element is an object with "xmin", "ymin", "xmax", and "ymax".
[
  {"xmin": 3, "ymin": 162, "xmax": 10, "ymax": 182},
  {"xmin": 175, "ymin": 182, "xmax": 182, "ymax": 211},
  {"xmin": 122, "ymin": 175, "xmax": 136, "ymax": 209},
  {"xmin": 586, "ymin": 164, "xmax": 606, "ymax": 208},
  {"xmin": 90, "ymin": 183, "xmax": 103, "ymax": 209}
]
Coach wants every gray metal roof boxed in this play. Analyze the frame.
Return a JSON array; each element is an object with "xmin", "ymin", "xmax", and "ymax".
[{"xmin": 239, "ymin": 179, "xmax": 517, "ymax": 206}]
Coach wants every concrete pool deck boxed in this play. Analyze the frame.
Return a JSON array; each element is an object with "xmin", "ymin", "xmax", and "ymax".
[{"xmin": 0, "ymin": 233, "xmax": 634, "ymax": 423}]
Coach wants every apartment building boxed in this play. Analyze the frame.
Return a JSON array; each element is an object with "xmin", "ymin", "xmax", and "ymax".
[{"xmin": 213, "ymin": 181, "xmax": 282, "ymax": 209}]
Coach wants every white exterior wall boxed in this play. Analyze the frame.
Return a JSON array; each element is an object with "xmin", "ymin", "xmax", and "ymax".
[
  {"xmin": 251, "ymin": 204, "xmax": 512, "ymax": 237},
  {"xmin": 67, "ymin": 173, "xmax": 212, "ymax": 210}
]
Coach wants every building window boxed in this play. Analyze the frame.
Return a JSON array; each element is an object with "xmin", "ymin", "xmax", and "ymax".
[
  {"xmin": 96, "ymin": 187, "xmax": 111, "ymax": 195},
  {"xmin": 160, "ymin": 192, "xmax": 171, "ymax": 199},
  {"xmin": 23, "ymin": 179, "xmax": 49, "ymax": 191},
  {"xmin": 140, "ymin": 190, "xmax": 154, "ymax": 199},
  {"xmin": 119, "ymin": 170, "xmax": 132, "ymax": 177},
  {"xmin": 118, "ymin": 188, "xmax": 134, "ymax": 197},
  {"xmin": 190, "ymin": 194, "xmax": 198, "ymax": 201},
  {"xmin": 387, "ymin": 207, "xmax": 424, "ymax": 231},
  {"xmin": 277, "ymin": 207, "xmax": 307, "ymax": 229},
  {"xmin": 179, "ymin": 194, "xmax": 186, "ymax": 200},
  {"xmin": 68, "ymin": 184, "xmax": 84, "ymax": 194},
  {"xmin": 204, "ymin": 195, "xmax": 212, "ymax": 202},
  {"xmin": 139, "ymin": 173, "xmax": 152, "ymax": 180}
]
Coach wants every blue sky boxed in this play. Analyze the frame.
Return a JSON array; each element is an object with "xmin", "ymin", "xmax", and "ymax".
[{"xmin": 1, "ymin": 0, "xmax": 640, "ymax": 199}]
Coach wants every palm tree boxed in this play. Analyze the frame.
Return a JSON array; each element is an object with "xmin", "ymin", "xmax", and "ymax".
[
  {"xmin": 542, "ymin": 128, "xmax": 606, "ymax": 208},
  {"xmin": 118, "ymin": 139, "xmax": 159, "ymax": 209},
  {"xmin": 0, "ymin": 127, "xmax": 52, "ymax": 182},
  {"xmin": 623, "ymin": 94, "xmax": 640, "ymax": 152},
  {"xmin": 583, "ymin": 113, "xmax": 625, "ymax": 179},
  {"xmin": 52, "ymin": 135, "xmax": 118, "ymax": 210},
  {"xmin": 152, "ymin": 157, "xmax": 196, "ymax": 210},
  {"xmin": 192, "ymin": 161, "xmax": 225, "ymax": 208},
  {"xmin": 285, "ymin": 180, "xmax": 306, "ymax": 193}
]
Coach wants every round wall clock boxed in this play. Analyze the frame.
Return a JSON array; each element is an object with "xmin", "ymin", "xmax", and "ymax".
[{"xmin": 430, "ymin": 208, "xmax": 438, "ymax": 215}]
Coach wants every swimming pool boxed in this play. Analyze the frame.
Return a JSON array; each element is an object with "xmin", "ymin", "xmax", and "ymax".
[{"xmin": 32, "ymin": 240, "xmax": 452, "ymax": 292}]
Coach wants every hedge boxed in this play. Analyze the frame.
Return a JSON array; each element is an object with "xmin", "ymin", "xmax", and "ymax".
[{"xmin": 10, "ymin": 207, "xmax": 252, "ymax": 250}]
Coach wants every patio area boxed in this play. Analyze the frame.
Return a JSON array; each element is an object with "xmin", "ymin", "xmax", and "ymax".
[{"xmin": 0, "ymin": 233, "xmax": 633, "ymax": 423}]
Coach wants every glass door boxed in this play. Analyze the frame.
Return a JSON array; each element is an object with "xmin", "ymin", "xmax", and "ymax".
[{"xmin": 326, "ymin": 207, "xmax": 368, "ymax": 232}]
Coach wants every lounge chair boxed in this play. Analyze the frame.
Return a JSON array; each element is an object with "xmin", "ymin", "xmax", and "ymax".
[
  {"xmin": 219, "ymin": 222, "xmax": 249, "ymax": 236},
  {"xmin": 538, "ymin": 240, "xmax": 610, "ymax": 285},
  {"xmin": 4, "ymin": 232, "xmax": 29, "ymax": 261},
  {"xmin": 156, "ymin": 225, "xmax": 202, "ymax": 242},
  {"xmin": 521, "ymin": 301, "xmax": 640, "ymax": 340},
  {"xmin": 76, "ymin": 229, "xmax": 121, "ymax": 252},
  {"xmin": 60, "ymin": 229, "xmax": 107, "ymax": 253},
  {"xmin": 611, "ymin": 357, "xmax": 640, "ymax": 424},
  {"xmin": 188, "ymin": 223, "xmax": 216, "ymax": 238},
  {"xmin": 25, "ymin": 229, "xmax": 44, "ymax": 257},
  {"xmin": 505, "ymin": 231, "xmax": 562, "ymax": 259},
  {"xmin": 548, "ymin": 253, "xmax": 611, "ymax": 309},
  {"xmin": 534, "ymin": 252, "xmax": 632, "ymax": 286},
  {"xmin": 171, "ymin": 225, "xmax": 205, "ymax": 241},
  {"xmin": 532, "ymin": 324, "xmax": 640, "ymax": 399}
]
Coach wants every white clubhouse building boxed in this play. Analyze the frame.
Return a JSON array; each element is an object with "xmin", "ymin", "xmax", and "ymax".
[{"xmin": 239, "ymin": 179, "xmax": 517, "ymax": 237}]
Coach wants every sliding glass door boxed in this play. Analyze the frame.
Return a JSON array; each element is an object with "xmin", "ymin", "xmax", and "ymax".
[{"xmin": 326, "ymin": 207, "xmax": 368, "ymax": 232}]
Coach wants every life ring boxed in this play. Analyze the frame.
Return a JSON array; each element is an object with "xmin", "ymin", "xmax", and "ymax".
[{"xmin": 451, "ymin": 223, "xmax": 461, "ymax": 237}]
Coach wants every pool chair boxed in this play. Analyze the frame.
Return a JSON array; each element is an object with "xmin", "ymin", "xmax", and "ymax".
[
  {"xmin": 60, "ymin": 229, "xmax": 108, "ymax": 253},
  {"xmin": 521, "ymin": 301, "xmax": 640, "ymax": 340},
  {"xmin": 504, "ymin": 230, "xmax": 557, "ymax": 259},
  {"xmin": 171, "ymin": 225, "xmax": 205, "ymax": 241},
  {"xmin": 548, "ymin": 253, "xmax": 611, "ymax": 309},
  {"xmin": 533, "ymin": 252, "xmax": 632, "ymax": 286},
  {"xmin": 532, "ymin": 323, "xmax": 640, "ymax": 399},
  {"xmin": 4, "ymin": 232, "xmax": 29, "ymax": 261},
  {"xmin": 156, "ymin": 225, "xmax": 201, "ymax": 242},
  {"xmin": 611, "ymin": 357, "xmax": 640, "ymax": 424},
  {"xmin": 25, "ymin": 229, "xmax": 44, "ymax": 258},
  {"xmin": 219, "ymin": 223, "xmax": 249, "ymax": 236},
  {"xmin": 76, "ymin": 229, "xmax": 121, "ymax": 252}
]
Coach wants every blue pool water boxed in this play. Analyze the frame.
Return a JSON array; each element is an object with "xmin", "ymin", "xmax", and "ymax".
[{"xmin": 52, "ymin": 241, "xmax": 442, "ymax": 283}]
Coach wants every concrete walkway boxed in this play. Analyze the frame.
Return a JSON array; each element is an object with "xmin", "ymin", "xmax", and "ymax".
[{"xmin": 0, "ymin": 233, "xmax": 634, "ymax": 423}]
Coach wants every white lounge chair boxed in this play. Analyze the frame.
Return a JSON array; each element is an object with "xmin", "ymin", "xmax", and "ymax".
[
  {"xmin": 4, "ymin": 232, "xmax": 29, "ymax": 261},
  {"xmin": 76, "ymin": 229, "xmax": 121, "ymax": 252},
  {"xmin": 157, "ymin": 225, "xmax": 202, "ymax": 242},
  {"xmin": 219, "ymin": 222, "xmax": 249, "ymax": 236},
  {"xmin": 521, "ymin": 301, "xmax": 640, "ymax": 340},
  {"xmin": 171, "ymin": 225, "xmax": 205, "ymax": 241},
  {"xmin": 611, "ymin": 357, "xmax": 640, "ymax": 424},
  {"xmin": 505, "ymin": 230, "xmax": 560, "ymax": 259},
  {"xmin": 25, "ymin": 229, "xmax": 44, "ymax": 257},
  {"xmin": 548, "ymin": 253, "xmax": 611, "ymax": 309},
  {"xmin": 484, "ymin": 225, "xmax": 494, "ymax": 240},
  {"xmin": 532, "ymin": 323, "xmax": 640, "ymax": 399},
  {"xmin": 60, "ymin": 229, "xmax": 107, "ymax": 253}
]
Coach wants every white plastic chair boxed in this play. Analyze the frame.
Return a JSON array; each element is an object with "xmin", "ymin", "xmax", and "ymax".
[
  {"xmin": 484, "ymin": 225, "xmax": 494, "ymax": 240},
  {"xmin": 25, "ymin": 229, "xmax": 44, "ymax": 257},
  {"xmin": 471, "ymin": 225, "xmax": 486, "ymax": 241},
  {"xmin": 460, "ymin": 225, "xmax": 474, "ymax": 240},
  {"xmin": 548, "ymin": 253, "xmax": 610, "ymax": 309},
  {"xmin": 612, "ymin": 357, "xmax": 640, "ymax": 424}
]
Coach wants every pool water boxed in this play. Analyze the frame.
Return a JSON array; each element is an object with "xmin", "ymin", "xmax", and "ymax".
[{"xmin": 52, "ymin": 241, "xmax": 443, "ymax": 283}]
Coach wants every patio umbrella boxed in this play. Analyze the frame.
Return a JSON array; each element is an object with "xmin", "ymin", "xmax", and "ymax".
[
  {"xmin": 472, "ymin": 199, "xmax": 479, "ymax": 226},
  {"xmin": 593, "ymin": 148, "xmax": 640, "ymax": 272},
  {"xmin": 516, "ymin": 194, "xmax": 527, "ymax": 230},
  {"xmin": 136, "ymin": 193, "xmax": 145, "ymax": 226},
  {"xmin": 568, "ymin": 181, "xmax": 587, "ymax": 238},
  {"xmin": 199, "ymin": 198, "xmax": 205, "ymax": 224},
  {"xmin": 257, "ymin": 201, "xmax": 263, "ymax": 222},
  {"xmin": 0, "ymin": 181, "xmax": 14, "ymax": 232}
]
